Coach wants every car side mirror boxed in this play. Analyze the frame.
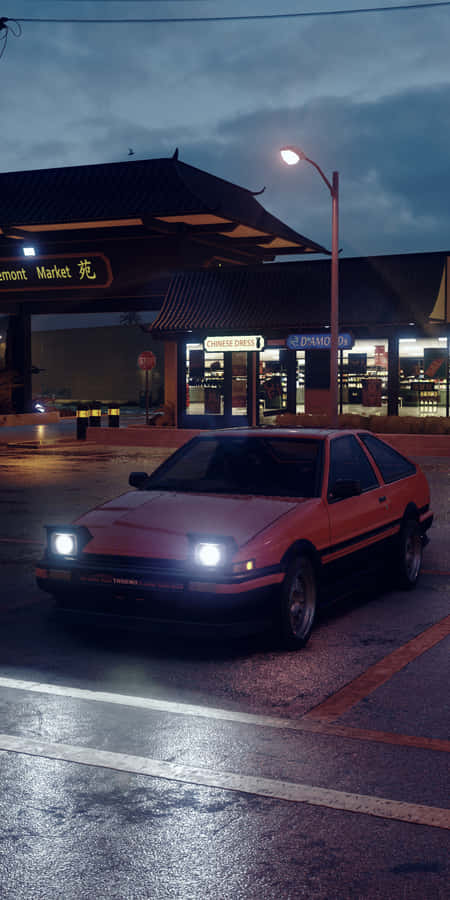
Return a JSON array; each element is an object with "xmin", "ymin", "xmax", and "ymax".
[
  {"xmin": 129, "ymin": 471, "xmax": 148, "ymax": 490},
  {"xmin": 329, "ymin": 479, "xmax": 362, "ymax": 500}
]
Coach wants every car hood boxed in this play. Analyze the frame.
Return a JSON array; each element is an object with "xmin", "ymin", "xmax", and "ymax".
[{"xmin": 75, "ymin": 490, "xmax": 300, "ymax": 559}]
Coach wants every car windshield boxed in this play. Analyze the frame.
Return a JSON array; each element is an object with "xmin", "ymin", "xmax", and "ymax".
[{"xmin": 145, "ymin": 435, "xmax": 322, "ymax": 498}]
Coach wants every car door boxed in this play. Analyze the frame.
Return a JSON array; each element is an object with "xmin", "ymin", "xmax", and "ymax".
[{"xmin": 324, "ymin": 433, "xmax": 390, "ymax": 572}]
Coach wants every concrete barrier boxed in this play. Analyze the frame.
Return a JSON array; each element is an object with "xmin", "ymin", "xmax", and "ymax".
[
  {"xmin": 86, "ymin": 425, "xmax": 201, "ymax": 448},
  {"xmin": 377, "ymin": 433, "xmax": 450, "ymax": 458},
  {"xmin": 0, "ymin": 411, "xmax": 60, "ymax": 427},
  {"xmin": 85, "ymin": 425, "xmax": 450, "ymax": 456}
]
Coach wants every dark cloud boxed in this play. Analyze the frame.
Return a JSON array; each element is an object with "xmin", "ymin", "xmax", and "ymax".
[{"xmin": 2, "ymin": 1, "xmax": 450, "ymax": 256}]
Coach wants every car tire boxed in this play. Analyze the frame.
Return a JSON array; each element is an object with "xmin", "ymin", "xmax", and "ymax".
[
  {"xmin": 395, "ymin": 519, "xmax": 423, "ymax": 589},
  {"xmin": 279, "ymin": 555, "xmax": 317, "ymax": 650}
]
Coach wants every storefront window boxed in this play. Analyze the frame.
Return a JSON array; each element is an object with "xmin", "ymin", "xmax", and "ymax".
[
  {"xmin": 259, "ymin": 349, "xmax": 288, "ymax": 417},
  {"xmin": 186, "ymin": 342, "xmax": 224, "ymax": 416},
  {"xmin": 341, "ymin": 340, "xmax": 388, "ymax": 415},
  {"xmin": 296, "ymin": 351, "xmax": 305, "ymax": 413},
  {"xmin": 399, "ymin": 337, "xmax": 448, "ymax": 416},
  {"xmin": 231, "ymin": 352, "xmax": 248, "ymax": 416}
]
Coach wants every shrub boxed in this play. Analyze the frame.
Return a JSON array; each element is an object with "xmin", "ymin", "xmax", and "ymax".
[{"xmin": 275, "ymin": 411, "xmax": 450, "ymax": 435}]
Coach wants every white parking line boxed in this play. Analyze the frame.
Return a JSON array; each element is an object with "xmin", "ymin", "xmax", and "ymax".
[
  {"xmin": 0, "ymin": 675, "xmax": 299, "ymax": 729},
  {"xmin": 1, "ymin": 676, "xmax": 449, "ymax": 757},
  {"xmin": 0, "ymin": 732, "xmax": 448, "ymax": 830}
]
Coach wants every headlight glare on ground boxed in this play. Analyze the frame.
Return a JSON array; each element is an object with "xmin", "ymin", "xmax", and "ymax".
[
  {"xmin": 51, "ymin": 532, "xmax": 77, "ymax": 556},
  {"xmin": 194, "ymin": 542, "xmax": 223, "ymax": 567}
]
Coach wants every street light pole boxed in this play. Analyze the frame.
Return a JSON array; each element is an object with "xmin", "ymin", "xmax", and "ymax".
[
  {"xmin": 330, "ymin": 169, "xmax": 339, "ymax": 428},
  {"xmin": 280, "ymin": 147, "xmax": 339, "ymax": 427}
]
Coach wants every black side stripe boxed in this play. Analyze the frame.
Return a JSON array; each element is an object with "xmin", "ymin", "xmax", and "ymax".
[{"xmin": 320, "ymin": 516, "xmax": 403, "ymax": 560}]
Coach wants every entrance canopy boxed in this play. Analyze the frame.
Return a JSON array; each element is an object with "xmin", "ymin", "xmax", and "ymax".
[{"xmin": 0, "ymin": 155, "xmax": 327, "ymax": 315}]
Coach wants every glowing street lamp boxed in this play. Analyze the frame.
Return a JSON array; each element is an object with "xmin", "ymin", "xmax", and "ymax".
[{"xmin": 280, "ymin": 145, "xmax": 339, "ymax": 427}]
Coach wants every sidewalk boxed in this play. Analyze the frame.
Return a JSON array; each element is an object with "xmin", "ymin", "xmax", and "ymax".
[{"xmin": 0, "ymin": 411, "xmax": 149, "ymax": 445}]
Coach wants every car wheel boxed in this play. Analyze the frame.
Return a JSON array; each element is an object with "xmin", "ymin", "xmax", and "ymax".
[
  {"xmin": 279, "ymin": 555, "xmax": 317, "ymax": 650},
  {"xmin": 395, "ymin": 519, "xmax": 423, "ymax": 589}
]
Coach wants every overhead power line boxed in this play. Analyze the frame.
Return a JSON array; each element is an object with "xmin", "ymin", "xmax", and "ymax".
[{"xmin": 8, "ymin": 1, "xmax": 450, "ymax": 26}]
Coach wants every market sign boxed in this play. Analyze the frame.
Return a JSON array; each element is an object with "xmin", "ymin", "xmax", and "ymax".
[
  {"xmin": 0, "ymin": 253, "xmax": 113, "ymax": 291},
  {"xmin": 204, "ymin": 335, "xmax": 265, "ymax": 352},
  {"xmin": 287, "ymin": 332, "xmax": 354, "ymax": 350}
]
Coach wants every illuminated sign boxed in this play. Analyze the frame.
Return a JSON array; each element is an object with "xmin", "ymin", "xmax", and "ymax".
[
  {"xmin": 287, "ymin": 332, "xmax": 354, "ymax": 350},
  {"xmin": 0, "ymin": 253, "xmax": 113, "ymax": 291},
  {"xmin": 204, "ymin": 335, "xmax": 265, "ymax": 352}
]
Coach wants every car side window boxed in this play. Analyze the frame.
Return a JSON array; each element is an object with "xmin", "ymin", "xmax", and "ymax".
[
  {"xmin": 358, "ymin": 433, "xmax": 416, "ymax": 483},
  {"xmin": 328, "ymin": 435, "xmax": 379, "ymax": 498}
]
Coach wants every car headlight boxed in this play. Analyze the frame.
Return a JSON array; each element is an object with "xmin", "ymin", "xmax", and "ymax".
[
  {"xmin": 189, "ymin": 535, "xmax": 238, "ymax": 570},
  {"xmin": 46, "ymin": 525, "xmax": 92, "ymax": 558},
  {"xmin": 194, "ymin": 542, "xmax": 224, "ymax": 568},
  {"xmin": 50, "ymin": 532, "xmax": 78, "ymax": 557}
]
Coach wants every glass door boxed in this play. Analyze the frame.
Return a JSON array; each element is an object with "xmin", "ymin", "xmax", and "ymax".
[
  {"xmin": 231, "ymin": 352, "xmax": 248, "ymax": 419},
  {"xmin": 183, "ymin": 342, "xmax": 250, "ymax": 427}
]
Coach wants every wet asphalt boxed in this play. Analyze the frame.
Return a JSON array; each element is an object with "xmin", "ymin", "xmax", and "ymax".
[{"xmin": 0, "ymin": 424, "xmax": 448, "ymax": 899}]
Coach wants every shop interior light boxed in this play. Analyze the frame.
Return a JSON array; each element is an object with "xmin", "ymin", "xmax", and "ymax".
[
  {"xmin": 438, "ymin": 337, "xmax": 448, "ymax": 343},
  {"xmin": 23, "ymin": 247, "xmax": 36, "ymax": 257},
  {"xmin": 399, "ymin": 338, "xmax": 417, "ymax": 343}
]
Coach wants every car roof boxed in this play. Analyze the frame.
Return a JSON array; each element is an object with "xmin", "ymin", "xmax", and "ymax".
[{"xmin": 197, "ymin": 427, "xmax": 370, "ymax": 439}]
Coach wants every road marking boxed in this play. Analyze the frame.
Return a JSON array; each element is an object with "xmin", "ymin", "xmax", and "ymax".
[
  {"xmin": 0, "ymin": 675, "xmax": 448, "ymax": 754},
  {"xmin": 0, "ymin": 732, "xmax": 448, "ymax": 830},
  {"xmin": 304, "ymin": 614, "xmax": 450, "ymax": 722}
]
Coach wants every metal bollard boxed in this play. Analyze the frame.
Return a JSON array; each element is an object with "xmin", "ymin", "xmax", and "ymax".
[
  {"xmin": 89, "ymin": 402, "xmax": 102, "ymax": 428},
  {"xmin": 108, "ymin": 405, "xmax": 120, "ymax": 428},
  {"xmin": 76, "ymin": 404, "xmax": 90, "ymax": 440}
]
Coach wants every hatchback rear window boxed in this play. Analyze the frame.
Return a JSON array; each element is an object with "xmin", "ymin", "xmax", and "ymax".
[{"xmin": 358, "ymin": 433, "xmax": 416, "ymax": 483}]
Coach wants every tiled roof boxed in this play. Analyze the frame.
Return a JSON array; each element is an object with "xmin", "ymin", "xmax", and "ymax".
[
  {"xmin": 150, "ymin": 252, "xmax": 448, "ymax": 334},
  {"xmin": 0, "ymin": 156, "xmax": 326, "ymax": 256}
]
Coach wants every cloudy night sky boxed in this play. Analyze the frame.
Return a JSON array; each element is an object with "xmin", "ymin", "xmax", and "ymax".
[{"xmin": 1, "ymin": 1, "xmax": 450, "ymax": 325}]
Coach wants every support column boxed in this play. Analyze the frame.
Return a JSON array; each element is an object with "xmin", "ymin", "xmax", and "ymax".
[
  {"xmin": 304, "ymin": 349, "xmax": 332, "ymax": 418},
  {"xmin": 6, "ymin": 307, "xmax": 32, "ymax": 413},
  {"xmin": 387, "ymin": 333, "xmax": 399, "ymax": 417},
  {"xmin": 249, "ymin": 352, "xmax": 258, "ymax": 426},
  {"xmin": 286, "ymin": 349, "xmax": 297, "ymax": 414},
  {"xmin": 164, "ymin": 340, "xmax": 178, "ymax": 425}
]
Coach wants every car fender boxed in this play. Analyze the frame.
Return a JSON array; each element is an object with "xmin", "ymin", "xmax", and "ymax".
[
  {"xmin": 402, "ymin": 501, "xmax": 420, "ymax": 523},
  {"xmin": 280, "ymin": 539, "xmax": 322, "ymax": 576}
]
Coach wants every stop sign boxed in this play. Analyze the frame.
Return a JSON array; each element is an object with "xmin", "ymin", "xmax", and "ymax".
[{"xmin": 138, "ymin": 350, "xmax": 156, "ymax": 371}]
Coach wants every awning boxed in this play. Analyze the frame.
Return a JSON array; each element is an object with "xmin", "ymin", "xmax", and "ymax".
[
  {"xmin": 149, "ymin": 252, "xmax": 450, "ymax": 336},
  {"xmin": 0, "ymin": 154, "xmax": 327, "ymax": 269}
]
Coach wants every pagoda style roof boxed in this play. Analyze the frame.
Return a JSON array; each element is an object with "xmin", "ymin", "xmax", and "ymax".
[
  {"xmin": 149, "ymin": 251, "xmax": 450, "ymax": 335},
  {"xmin": 0, "ymin": 155, "xmax": 327, "ymax": 267}
]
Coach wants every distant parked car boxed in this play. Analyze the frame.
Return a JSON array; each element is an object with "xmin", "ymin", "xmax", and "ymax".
[{"xmin": 36, "ymin": 428, "xmax": 432, "ymax": 649}]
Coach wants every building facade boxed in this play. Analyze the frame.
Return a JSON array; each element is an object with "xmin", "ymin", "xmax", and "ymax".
[{"xmin": 147, "ymin": 252, "xmax": 450, "ymax": 427}]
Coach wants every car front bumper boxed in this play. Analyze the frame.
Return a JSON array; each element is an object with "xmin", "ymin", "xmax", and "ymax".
[{"xmin": 36, "ymin": 556, "xmax": 284, "ymax": 635}]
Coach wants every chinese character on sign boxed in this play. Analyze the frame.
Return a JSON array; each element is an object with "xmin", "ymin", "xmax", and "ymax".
[{"xmin": 78, "ymin": 259, "xmax": 97, "ymax": 280}]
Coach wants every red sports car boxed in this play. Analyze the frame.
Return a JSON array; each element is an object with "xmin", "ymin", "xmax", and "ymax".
[{"xmin": 36, "ymin": 428, "xmax": 433, "ymax": 649}]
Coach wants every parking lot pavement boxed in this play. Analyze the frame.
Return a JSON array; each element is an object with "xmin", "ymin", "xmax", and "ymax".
[
  {"xmin": 0, "ymin": 439, "xmax": 449, "ymax": 899},
  {"xmin": 414, "ymin": 457, "xmax": 450, "ymax": 573}
]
